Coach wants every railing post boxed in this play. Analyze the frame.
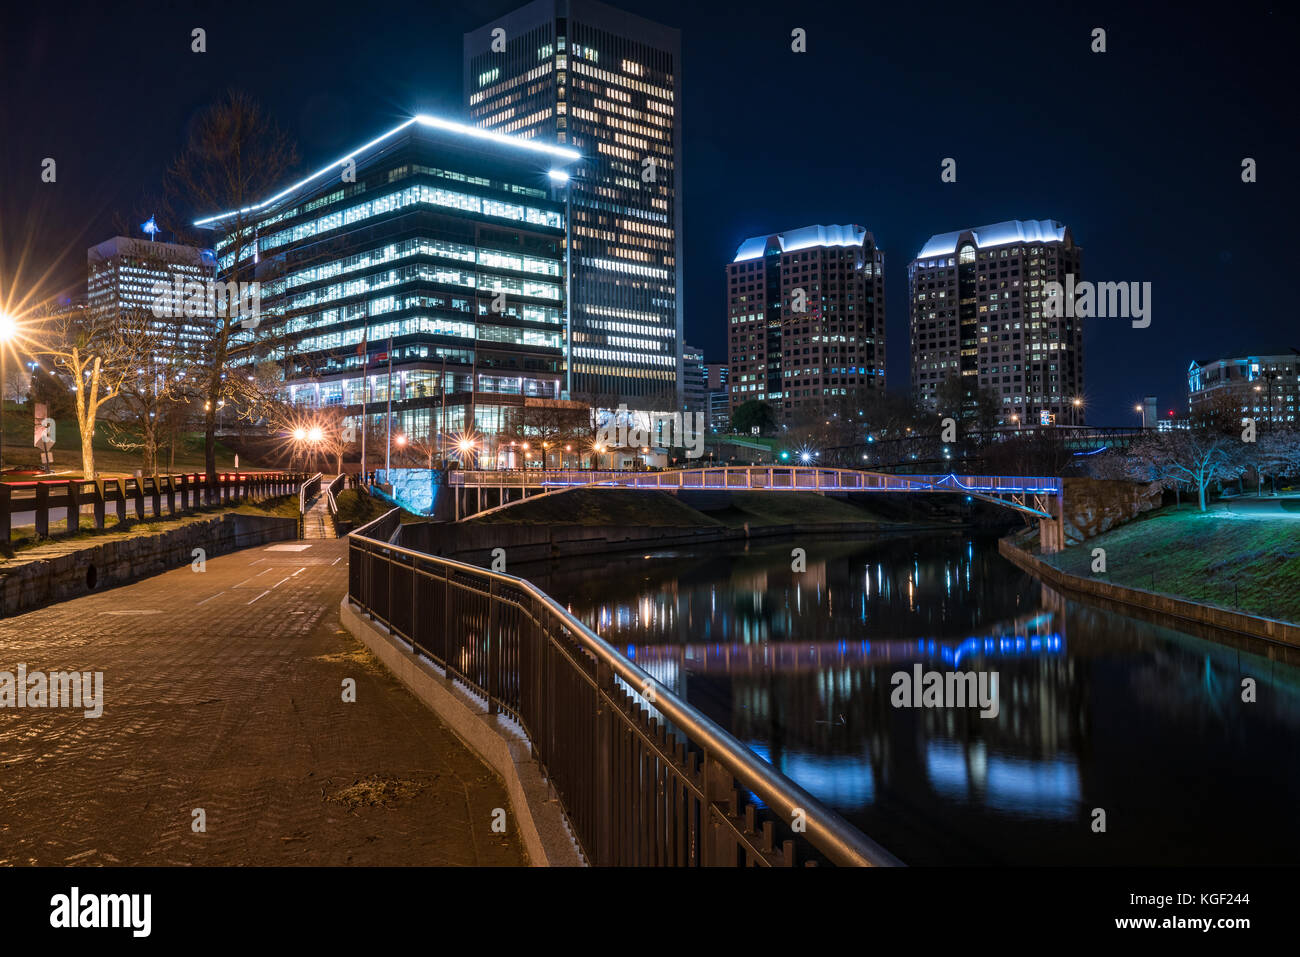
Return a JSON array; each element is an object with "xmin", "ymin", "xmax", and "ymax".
[
  {"xmin": 486, "ymin": 579, "xmax": 499, "ymax": 716},
  {"xmin": 93, "ymin": 480, "xmax": 105, "ymax": 530},
  {"xmin": 595, "ymin": 655, "xmax": 613, "ymax": 866},
  {"xmin": 114, "ymin": 478, "xmax": 127, "ymax": 525},
  {"xmin": 66, "ymin": 481, "xmax": 80, "ymax": 534},
  {"xmin": 35, "ymin": 483, "xmax": 49, "ymax": 538},
  {"xmin": 0, "ymin": 484, "xmax": 11, "ymax": 547}
]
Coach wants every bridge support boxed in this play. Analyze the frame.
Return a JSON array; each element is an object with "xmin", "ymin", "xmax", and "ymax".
[{"xmin": 1039, "ymin": 498, "xmax": 1066, "ymax": 554}]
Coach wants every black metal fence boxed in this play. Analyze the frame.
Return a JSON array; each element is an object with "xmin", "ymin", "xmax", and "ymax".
[
  {"xmin": 0, "ymin": 471, "xmax": 304, "ymax": 548},
  {"xmin": 347, "ymin": 509, "xmax": 900, "ymax": 867}
]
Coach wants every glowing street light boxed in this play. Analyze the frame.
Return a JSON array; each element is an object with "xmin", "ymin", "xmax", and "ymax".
[{"xmin": 0, "ymin": 312, "xmax": 17, "ymax": 471}]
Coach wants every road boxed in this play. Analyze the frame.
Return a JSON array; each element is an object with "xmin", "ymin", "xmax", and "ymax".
[{"xmin": 0, "ymin": 537, "xmax": 524, "ymax": 866}]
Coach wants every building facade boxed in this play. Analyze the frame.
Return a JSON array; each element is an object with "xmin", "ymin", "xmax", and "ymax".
[
  {"xmin": 87, "ymin": 236, "xmax": 216, "ymax": 353},
  {"xmin": 196, "ymin": 116, "xmax": 578, "ymax": 463},
  {"xmin": 1188, "ymin": 350, "xmax": 1300, "ymax": 429},
  {"xmin": 682, "ymin": 343, "xmax": 707, "ymax": 414},
  {"xmin": 909, "ymin": 220, "xmax": 1084, "ymax": 427},
  {"xmin": 464, "ymin": 0, "xmax": 683, "ymax": 409},
  {"xmin": 726, "ymin": 224, "xmax": 885, "ymax": 426}
]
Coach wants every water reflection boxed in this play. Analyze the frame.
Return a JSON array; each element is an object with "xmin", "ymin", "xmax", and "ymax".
[{"xmin": 518, "ymin": 533, "xmax": 1300, "ymax": 864}]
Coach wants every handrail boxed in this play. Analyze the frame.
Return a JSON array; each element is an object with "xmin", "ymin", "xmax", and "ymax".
[
  {"xmin": 298, "ymin": 472, "xmax": 323, "ymax": 515},
  {"xmin": 325, "ymin": 473, "xmax": 345, "ymax": 518},
  {"xmin": 347, "ymin": 509, "xmax": 900, "ymax": 867}
]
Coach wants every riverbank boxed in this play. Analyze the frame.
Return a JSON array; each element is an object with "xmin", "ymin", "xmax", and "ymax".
[
  {"xmin": 1038, "ymin": 501, "xmax": 1300, "ymax": 624},
  {"xmin": 1000, "ymin": 523, "xmax": 1300, "ymax": 646}
]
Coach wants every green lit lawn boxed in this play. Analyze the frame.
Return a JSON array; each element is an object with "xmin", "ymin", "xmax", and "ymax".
[{"xmin": 1044, "ymin": 504, "xmax": 1300, "ymax": 624}]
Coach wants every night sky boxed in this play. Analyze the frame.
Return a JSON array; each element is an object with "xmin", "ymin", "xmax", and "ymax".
[{"xmin": 2, "ymin": 0, "xmax": 1295, "ymax": 425}]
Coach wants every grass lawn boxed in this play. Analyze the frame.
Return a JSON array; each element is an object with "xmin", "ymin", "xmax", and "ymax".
[
  {"xmin": 334, "ymin": 488, "xmax": 423, "ymax": 527},
  {"xmin": 0, "ymin": 400, "xmax": 243, "ymax": 479},
  {"xmin": 1043, "ymin": 504, "xmax": 1300, "ymax": 624}
]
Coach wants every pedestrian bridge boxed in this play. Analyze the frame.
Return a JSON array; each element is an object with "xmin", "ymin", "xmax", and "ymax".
[{"xmin": 449, "ymin": 466, "xmax": 1064, "ymax": 526}]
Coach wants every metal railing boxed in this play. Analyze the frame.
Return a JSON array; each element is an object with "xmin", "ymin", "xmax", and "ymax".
[
  {"xmin": 347, "ymin": 509, "xmax": 900, "ymax": 867},
  {"xmin": 325, "ymin": 473, "xmax": 345, "ymax": 519},
  {"xmin": 0, "ymin": 471, "xmax": 303, "ymax": 550},
  {"xmin": 452, "ymin": 465, "xmax": 1063, "ymax": 495},
  {"xmin": 298, "ymin": 472, "xmax": 323, "ymax": 516}
]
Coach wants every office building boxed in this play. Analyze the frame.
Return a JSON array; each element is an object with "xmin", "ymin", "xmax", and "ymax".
[
  {"xmin": 87, "ymin": 235, "xmax": 216, "ymax": 353},
  {"xmin": 726, "ymin": 224, "xmax": 885, "ymax": 426},
  {"xmin": 1188, "ymin": 349, "xmax": 1300, "ymax": 429},
  {"xmin": 465, "ymin": 0, "xmax": 683, "ymax": 409},
  {"xmin": 195, "ymin": 115, "xmax": 578, "ymax": 463},
  {"xmin": 909, "ymin": 219, "xmax": 1083, "ymax": 427},
  {"xmin": 682, "ymin": 343, "xmax": 707, "ymax": 414}
]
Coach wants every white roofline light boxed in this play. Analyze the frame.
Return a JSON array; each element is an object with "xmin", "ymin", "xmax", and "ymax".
[{"xmin": 193, "ymin": 113, "xmax": 580, "ymax": 227}]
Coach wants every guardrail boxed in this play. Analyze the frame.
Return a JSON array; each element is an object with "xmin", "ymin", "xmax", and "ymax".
[
  {"xmin": 325, "ymin": 473, "xmax": 345, "ymax": 519},
  {"xmin": 0, "ymin": 471, "xmax": 303, "ymax": 550},
  {"xmin": 452, "ymin": 466, "xmax": 1063, "ymax": 495},
  {"xmin": 347, "ymin": 509, "xmax": 900, "ymax": 867},
  {"xmin": 298, "ymin": 472, "xmax": 323, "ymax": 516}
]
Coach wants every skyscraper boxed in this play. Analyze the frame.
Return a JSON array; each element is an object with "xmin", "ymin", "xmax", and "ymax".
[
  {"xmin": 682, "ymin": 343, "xmax": 706, "ymax": 415},
  {"xmin": 195, "ymin": 116, "xmax": 577, "ymax": 463},
  {"xmin": 726, "ymin": 224, "xmax": 886, "ymax": 426},
  {"xmin": 908, "ymin": 220, "xmax": 1084, "ymax": 428},
  {"xmin": 87, "ymin": 235, "xmax": 216, "ymax": 353},
  {"xmin": 464, "ymin": 0, "xmax": 683, "ymax": 410}
]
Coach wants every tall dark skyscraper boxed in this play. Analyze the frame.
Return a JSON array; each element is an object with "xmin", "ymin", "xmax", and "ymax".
[
  {"xmin": 726, "ymin": 224, "xmax": 886, "ymax": 427},
  {"xmin": 464, "ymin": 0, "xmax": 683, "ymax": 410},
  {"xmin": 908, "ymin": 220, "xmax": 1084, "ymax": 428}
]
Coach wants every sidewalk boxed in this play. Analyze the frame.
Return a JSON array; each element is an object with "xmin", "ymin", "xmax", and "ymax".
[{"xmin": 0, "ymin": 537, "xmax": 524, "ymax": 866}]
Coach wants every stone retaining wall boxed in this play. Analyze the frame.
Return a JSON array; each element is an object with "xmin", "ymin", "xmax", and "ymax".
[{"xmin": 0, "ymin": 513, "xmax": 299, "ymax": 618}]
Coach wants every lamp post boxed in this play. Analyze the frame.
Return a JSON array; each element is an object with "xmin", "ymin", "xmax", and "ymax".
[
  {"xmin": 0, "ymin": 312, "xmax": 14, "ymax": 472},
  {"xmin": 1135, "ymin": 403, "xmax": 1146, "ymax": 429}
]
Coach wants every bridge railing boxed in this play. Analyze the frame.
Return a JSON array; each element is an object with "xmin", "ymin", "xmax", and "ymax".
[
  {"xmin": 347, "ymin": 510, "xmax": 899, "ymax": 868},
  {"xmin": 451, "ymin": 466, "xmax": 1063, "ymax": 495},
  {"xmin": 0, "ymin": 471, "xmax": 304, "ymax": 550}
]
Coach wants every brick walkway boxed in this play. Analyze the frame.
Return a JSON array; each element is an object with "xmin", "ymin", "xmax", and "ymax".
[{"xmin": 0, "ymin": 538, "xmax": 524, "ymax": 866}]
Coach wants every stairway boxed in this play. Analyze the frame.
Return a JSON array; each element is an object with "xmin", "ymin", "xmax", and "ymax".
[{"xmin": 301, "ymin": 488, "xmax": 336, "ymax": 539}]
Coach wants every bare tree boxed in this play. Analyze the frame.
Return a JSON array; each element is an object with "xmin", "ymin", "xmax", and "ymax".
[
  {"xmin": 164, "ymin": 90, "xmax": 298, "ymax": 486},
  {"xmin": 35, "ymin": 303, "xmax": 146, "ymax": 479}
]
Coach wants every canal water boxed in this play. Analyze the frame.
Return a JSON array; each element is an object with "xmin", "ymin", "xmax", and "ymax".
[{"xmin": 515, "ymin": 532, "xmax": 1300, "ymax": 865}]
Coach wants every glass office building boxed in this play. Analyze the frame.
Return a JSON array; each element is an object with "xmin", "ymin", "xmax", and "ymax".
[
  {"xmin": 464, "ymin": 0, "xmax": 683, "ymax": 410},
  {"xmin": 195, "ymin": 115, "xmax": 578, "ymax": 459}
]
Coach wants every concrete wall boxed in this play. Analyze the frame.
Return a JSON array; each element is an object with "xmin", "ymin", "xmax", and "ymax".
[
  {"xmin": 999, "ymin": 536, "xmax": 1300, "ymax": 646},
  {"xmin": 0, "ymin": 513, "xmax": 298, "ymax": 618},
  {"xmin": 402, "ymin": 517, "xmax": 956, "ymax": 567},
  {"xmin": 340, "ymin": 598, "xmax": 585, "ymax": 866}
]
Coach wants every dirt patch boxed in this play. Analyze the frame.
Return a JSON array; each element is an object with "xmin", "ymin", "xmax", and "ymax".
[{"xmin": 327, "ymin": 774, "xmax": 428, "ymax": 811}]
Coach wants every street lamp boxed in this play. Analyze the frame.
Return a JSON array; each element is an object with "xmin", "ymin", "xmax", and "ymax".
[
  {"xmin": 0, "ymin": 312, "xmax": 16, "ymax": 472},
  {"xmin": 1135, "ymin": 403, "xmax": 1146, "ymax": 429}
]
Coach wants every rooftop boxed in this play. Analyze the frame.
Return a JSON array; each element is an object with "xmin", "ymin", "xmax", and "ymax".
[
  {"xmin": 193, "ymin": 113, "xmax": 581, "ymax": 228},
  {"xmin": 732, "ymin": 224, "xmax": 871, "ymax": 263},
  {"xmin": 914, "ymin": 219, "xmax": 1067, "ymax": 260}
]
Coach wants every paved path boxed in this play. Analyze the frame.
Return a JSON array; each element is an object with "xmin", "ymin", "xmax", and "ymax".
[{"xmin": 0, "ymin": 538, "xmax": 524, "ymax": 866}]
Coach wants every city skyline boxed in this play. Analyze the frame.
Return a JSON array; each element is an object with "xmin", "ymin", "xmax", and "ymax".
[{"xmin": 2, "ymin": 0, "xmax": 1296, "ymax": 425}]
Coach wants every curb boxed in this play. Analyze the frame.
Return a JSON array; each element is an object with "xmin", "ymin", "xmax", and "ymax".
[{"xmin": 339, "ymin": 597, "xmax": 586, "ymax": 867}]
